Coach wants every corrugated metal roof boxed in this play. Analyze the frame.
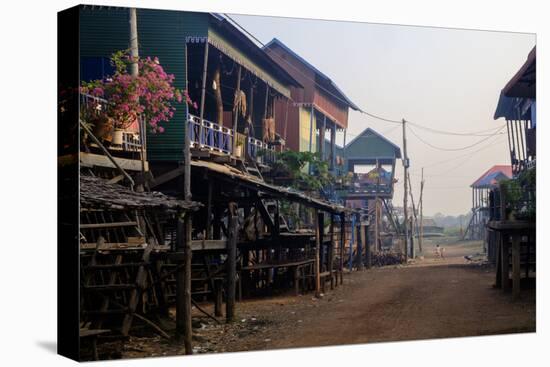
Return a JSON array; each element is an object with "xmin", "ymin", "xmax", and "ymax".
[
  {"xmin": 344, "ymin": 128, "xmax": 402, "ymax": 159},
  {"xmin": 263, "ymin": 38, "xmax": 360, "ymax": 111},
  {"xmin": 503, "ymin": 46, "xmax": 536, "ymax": 99},
  {"xmin": 471, "ymin": 165, "xmax": 512, "ymax": 188}
]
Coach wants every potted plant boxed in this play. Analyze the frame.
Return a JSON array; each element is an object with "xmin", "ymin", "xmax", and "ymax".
[
  {"xmin": 80, "ymin": 50, "xmax": 195, "ymax": 143},
  {"xmin": 234, "ymin": 141, "xmax": 244, "ymax": 158}
]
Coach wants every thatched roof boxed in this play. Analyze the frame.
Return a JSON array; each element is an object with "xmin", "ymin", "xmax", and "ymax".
[{"xmin": 80, "ymin": 175, "xmax": 202, "ymax": 211}]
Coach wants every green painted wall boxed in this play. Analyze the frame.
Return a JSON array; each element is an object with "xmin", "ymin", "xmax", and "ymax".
[
  {"xmin": 344, "ymin": 130, "xmax": 399, "ymax": 159},
  {"xmin": 79, "ymin": 6, "xmax": 208, "ymax": 162},
  {"xmin": 78, "ymin": 7, "xmax": 293, "ymax": 162}
]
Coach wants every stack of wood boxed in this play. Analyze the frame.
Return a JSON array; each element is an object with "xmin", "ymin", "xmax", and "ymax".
[{"xmin": 371, "ymin": 251, "xmax": 405, "ymax": 267}]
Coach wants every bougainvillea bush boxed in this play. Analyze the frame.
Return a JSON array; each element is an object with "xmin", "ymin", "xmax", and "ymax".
[{"xmin": 81, "ymin": 50, "xmax": 196, "ymax": 133}]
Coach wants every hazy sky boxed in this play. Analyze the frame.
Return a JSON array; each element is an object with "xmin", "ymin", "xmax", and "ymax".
[{"xmin": 231, "ymin": 13, "xmax": 535, "ymax": 216}]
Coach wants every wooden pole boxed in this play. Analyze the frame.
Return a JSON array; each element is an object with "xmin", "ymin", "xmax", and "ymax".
[
  {"xmin": 330, "ymin": 123, "xmax": 336, "ymax": 171},
  {"xmin": 232, "ymin": 65, "xmax": 242, "ymax": 141},
  {"xmin": 206, "ymin": 180, "xmax": 213, "ymax": 240},
  {"xmin": 339, "ymin": 213, "xmax": 345, "ymax": 285},
  {"xmin": 308, "ymin": 105, "xmax": 315, "ymax": 174},
  {"xmin": 419, "ymin": 167, "xmax": 424, "ymax": 253},
  {"xmin": 213, "ymin": 63, "xmax": 224, "ymax": 125},
  {"xmin": 226, "ymin": 202, "xmax": 238, "ymax": 322},
  {"xmin": 402, "ymin": 119, "xmax": 409, "ymax": 260},
  {"xmin": 512, "ymin": 234, "xmax": 521, "ymax": 299},
  {"xmin": 357, "ymin": 213, "xmax": 364, "ymax": 270},
  {"xmin": 329, "ymin": 214, "xmax": 335, "ymax": 289},
  {"xmin": 315, "ymin": 210, "xmax": 321, "ymax": 297},
  {"xmin": 128, "ymin": 8, "xmax": 139, "ymax": 77},
  {"xmin": 198, "ymin": 42, "xmax": 210, "ymax": 145},
  {"xmin": 319, "ymin": 115, "xmax": 326, "ymax": 160},
  {"xmin": 375, "ymin": 198, "xmax": 380, "ymax": 252},
  {"xmin": 363, "ymin": 222, "xmax": 371, "ymax": 269},
  {"xmin": 176, "ymin": 214, "xmax": 192, "ymax": 354}
]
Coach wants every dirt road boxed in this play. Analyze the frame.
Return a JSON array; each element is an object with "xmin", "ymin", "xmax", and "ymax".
[{"xmin": 111, "ymin": 239, "xmax": 535, "ymax": 359}]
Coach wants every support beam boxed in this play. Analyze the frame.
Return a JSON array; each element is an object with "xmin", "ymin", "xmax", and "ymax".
[
  {"xmin": 315, "ymin": 210, "xmax": 322, "ymax": 297},
  {"xmin": 339, "ymin": 213, "xmax": 345, "ymax": 285},
  {"xmin": 232, "ymin": 65, "xmax": 242, "ymax": 144},
  {"xmin": 175, "ymin": 214, "xmax": 193, "ymax": 354},
  {"xmin": 329, "ymin": 214, "xmax": 335, "ymax": 289},
  {"xmin": 226, "ymin": 203, "xmax": 238, "ymax": 322},
  {"xmin": 330, "ymin": 123, "xmax": 336, "ymax": 171},
  {"xmin": 198, "ymin": 42, "xmax": 210, "ymax": 149}
]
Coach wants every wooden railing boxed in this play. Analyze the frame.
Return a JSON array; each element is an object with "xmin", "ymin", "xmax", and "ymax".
[
  {"xmin": 188, "ymin": 114, "xmax": 275, "ymax": 164},
  {"xmin": 80, "ymin": 93, "xmax": 144, "ymax": 154},
  {"xmin": 247, "ymin": 136, "xmax": 276, "ymax": 165},
  {"xmin": 188, "ymin": 114, "xmax": 233, "ymax": 155}
]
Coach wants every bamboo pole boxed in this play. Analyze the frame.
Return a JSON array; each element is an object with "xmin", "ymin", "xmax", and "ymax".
[
  {"xmin": 226, "ymin": 202, "xmax": 238, "ymax": 322},
  {"xmin": 315, "ymin": 210, "xmax": 321, "ymax": 297}
]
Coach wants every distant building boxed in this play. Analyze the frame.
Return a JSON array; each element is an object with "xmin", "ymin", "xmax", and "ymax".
[
  {"xmin": 494, "ymin": 46, "xmax": 536, "ymax": 177},
  {"xmin": 264, "ymin": 38, "xmax": 360, "ymax": 171}
]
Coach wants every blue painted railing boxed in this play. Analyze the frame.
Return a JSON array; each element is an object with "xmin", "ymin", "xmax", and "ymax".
[
  {"xmin": 188, "ymin": 114, "xmax": 233, "ymax": 155},
  {"xmin": 247, "ymin": 136, "xmax": 276, "ymax": 165}
]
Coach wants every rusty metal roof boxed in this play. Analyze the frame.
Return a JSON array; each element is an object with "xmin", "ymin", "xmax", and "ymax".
[{"xmin": 80, "ymin": 175, "xmax": 202, "ymax": 211}]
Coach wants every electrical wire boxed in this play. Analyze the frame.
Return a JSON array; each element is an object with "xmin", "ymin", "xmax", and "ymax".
[
  {"xmin": 223, "ymin": 13, "xmax": 507, "ymax": 136},
  {"xmin": 407, "ymin": 121, "xmax": 507, "ymax": 137},
  {"xmin": 408, "ymin": 124, "xmax": 506, "ymax": 152}
]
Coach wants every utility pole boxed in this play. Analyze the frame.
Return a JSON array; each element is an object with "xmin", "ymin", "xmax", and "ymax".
[
  {"xmin": 402, "ymin": 119, "xmax": 409, "ymax": 261},
  {"xmin": 419, "ymin": 167, "xmax": 425, "ymax": 254},
  {"xmin": 129, "ymin": 8, "xmax": 146, "ymax": 192}
]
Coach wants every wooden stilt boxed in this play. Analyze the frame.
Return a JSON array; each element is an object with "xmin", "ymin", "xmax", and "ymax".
[
  {"xmin": 175, "ymin": 214, "xmax": 193, "ymax": 354},
  {"xmin": 512, "ymin": 234, "xmax": 521, "ymax": 299},
  {"xmin": 315, "ymin": 210, "xmax": 321, "ymax": 297},
  {"xmin": 339, "ymin": 214, "xmax": 345, "ymax": 285},
  {"xmin": 501, "ymin": 237, "xmax": 510, "ymax": 291},
  {"xmin": 329, "ymin": 214, "xmax": 335, "ymax": 290},
  {"xmin": 226, "ymin": 203, "xmax": 238, "ymax": 322}
]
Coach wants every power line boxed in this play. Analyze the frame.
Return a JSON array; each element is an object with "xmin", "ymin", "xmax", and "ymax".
[
  {"xmin": 223, "ymin": 14, "xmax": 507, "ymax": 138},
  {"xmin": 223, "ymin": 14, "xmax": 407, "ymax": 125},
  {"xmin": 407, "ymin": 121, "xmax": 507, "ymax": 137},
  {"xmin": 408, "ymin": 124, "xmax": 505, "ymax": 152}
]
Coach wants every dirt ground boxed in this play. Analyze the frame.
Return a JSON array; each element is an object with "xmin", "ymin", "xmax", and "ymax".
[{"xmin": 100, "ymin": 238, "xmax": 536, "ymax": 359}]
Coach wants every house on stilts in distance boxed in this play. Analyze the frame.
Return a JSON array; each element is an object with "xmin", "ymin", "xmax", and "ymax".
[
  {"xmin": 486, "ymin": 45, "xmax": 536, "ymax": 299},
  {"xmin": 336, "ymin": 128, "xmax": 402, "ymax": 252}
]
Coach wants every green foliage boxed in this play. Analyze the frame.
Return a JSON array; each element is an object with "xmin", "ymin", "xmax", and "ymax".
[
  {"xmin": 272, "ymin": 150, "xmax": 335, "ymax": 191},
  {"xmin": 500, "ymin": 169, "xmax": 536, "ymax": 221}
]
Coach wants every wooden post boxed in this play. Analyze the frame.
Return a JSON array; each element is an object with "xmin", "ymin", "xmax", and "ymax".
[
  {"xmin": 206, "ymin": 180, "xmax": 213, "ymax": 240},
  {"xmin": 512, "ymin": 234, "xmax": 521, "ymax": 299},
  {"xmin": 315, "ymin": 210, "xmax": 321, "ymax": 297},
  {"xmin": 232, "ymin": 65, "xmax": 242, "ymax": 143},
  {"xmin": 330, "ymin": 123, "xmax": 336, "ymax": 171},
  {"xmin": 356, "ymin": 213, "xmax": 364, "ymax": 270},
  {"xmin": 214, "ymin": 279, "xmax": 223, "ymax": 317},
  {"xmin": 199, "ymin": 42, "xmax": 209, "ymax": 133},
  {"xmin": 308, "ymin": 105, "xmax": 315, "ymax": 174},
  {"xmin": 294, "ymin": 266, "xmax": 300, "ymax": 296},
  {"xmin": 402, "ymin": 119, "xmax": 409, "ymax": 260},
  {"xmin": 419, "ymin": 167, "xmax": 424, "ymax": 253},
  {"xmin": 363, "ymin": 222, "xmax": 371, "ymax": 269},
  {"xmin": 349, "ymin": 214, "xmax": 355, "ymax": 272},
  {"xmin": 319, "ymin": 115, "xmax": 326, "ymax": 160},
  {"xmin": 213, "ymin": 64, "xmax": 224, "ymax": 125},
  {"xmin": 329, "ymin": 214, "xmax": 335, "ymax": 289},
  {"xmin": 375, "ymin": 198, "xmax": 380, "ymax": 252},
  {"xmin": 339, "ymin": 213, "xmax": 345, "ymax": 285},
  {"xmin": 176, "ymin": 214, "xmax": 193, "ymax": 354},
  {"xmin": 501, "ymin": 237, "xmax": 510, "ymax": 291},
  {"xmin": 226, "ymin": 203, "xmax": 238, "ymax": 322}
]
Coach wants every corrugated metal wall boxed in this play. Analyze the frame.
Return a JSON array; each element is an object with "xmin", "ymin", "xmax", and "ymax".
[{"xmin": 79, "ymin": 6, "xmax": 209, "ymax": 162}]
